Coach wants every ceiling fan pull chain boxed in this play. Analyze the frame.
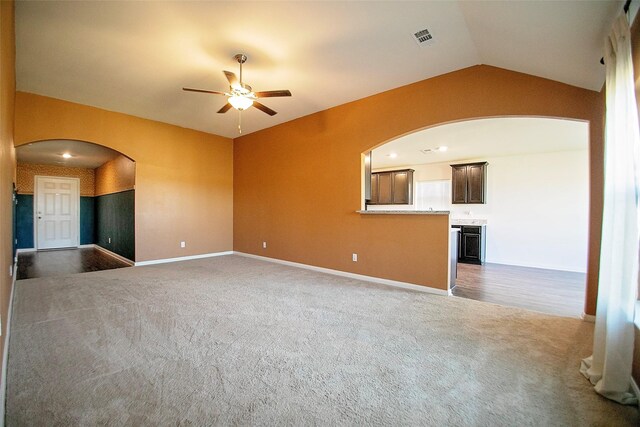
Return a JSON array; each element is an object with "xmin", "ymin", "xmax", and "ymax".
[{"xmin": 238, "ymin": 110, "xmax": 242, "ymax": 134}]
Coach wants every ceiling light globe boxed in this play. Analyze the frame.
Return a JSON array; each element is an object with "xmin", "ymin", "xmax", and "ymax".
[{"xmin": 229, "ymin": 96, "xmax": 253, "ymax": 111}]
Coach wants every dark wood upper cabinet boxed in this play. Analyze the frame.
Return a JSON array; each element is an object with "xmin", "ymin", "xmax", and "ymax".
[
  {"xmin": 370, "ymin": 172, "xmax": 379, "ymax": 204},
  {"xmin": 377, "ymin": 172, "xmax": 393, "ymax": 204},
  {"xmin": 451, "ymin": 166, "xmax": 468, "ymax": 204},
  {"xmin": 451, "ymin": 162, "xmax": 487, "ymax": 204},
  {"xmin": 392, "ymin": 170, "xmax": 411, "ymax": 204},
  {"xmin": 368, "ymin": 169, "xmax": 414, "ymax": 205}
]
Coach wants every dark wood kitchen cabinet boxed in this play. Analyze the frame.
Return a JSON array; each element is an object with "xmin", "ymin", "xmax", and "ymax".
[
  {"xmin": 451, "ymin": 162, "xmax": 487, "ymax": 204},
  {"xmin": 451, "ymin": 225, "xmax": 486, "ymax": 265},
  {"xmin": 368, "ymin": 169, "xmax": 414, "ymax": 205}
]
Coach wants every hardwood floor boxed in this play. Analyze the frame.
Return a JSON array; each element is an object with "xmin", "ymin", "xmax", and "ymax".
[
  {"xmin": 451, "ymin": 262, "xmax": 586, "ymax": 318},
  {"xmin": 17, "ymin": 248, "xmax": 131, "ymax": 280}
]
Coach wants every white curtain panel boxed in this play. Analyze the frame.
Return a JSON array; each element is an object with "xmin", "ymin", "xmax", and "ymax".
[{"xmin": 580, "ymin": 13, "xmax": 640, "ymax": 405}]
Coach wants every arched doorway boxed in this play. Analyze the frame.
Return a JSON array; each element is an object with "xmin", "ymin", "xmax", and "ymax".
[
  {"xmin": 364, "ymin": 117, "xmax": 589, "ymax": 317},
  {"xmin": 14, "ymin": 139, "xmax": 136, "ymax": 278}
]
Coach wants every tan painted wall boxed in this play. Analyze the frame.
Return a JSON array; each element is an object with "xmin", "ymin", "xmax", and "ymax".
[
  {"xmin": 0, "ymin": 0, "xmax": 16, "ymax": 383},
  {"xmin": 95, "ymin": 154, "xmax": 135, "ymax": 196},
  {"xmin": 14, "ymin": 92, "xmax": 233, "ymax": 262},
  {"xmin": 16, "ymin": 163, "xmax": 95, "ymax": 196},
  {"xmin": 234, "ymin": 65, "xmax": 604, "ymax": 310}
]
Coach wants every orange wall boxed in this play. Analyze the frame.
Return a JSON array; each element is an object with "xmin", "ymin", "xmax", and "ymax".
[
  {"xmin": 95, "ymin": 154, "xmax": 135, "ymax": 196},
  {"xmin": 0, "ymin": 0, "xmax": 16, "ymax": 383},
  {"xmin": 16, "ymin": 163, "xmax": 95, "ymax": 196},
  {"xmin": 234, "ymin": 65, "xmax": 604, "ymax": 309},
  {"xmin": 14, "ymin": 92, "xmax": 233, "ymax": 262}
]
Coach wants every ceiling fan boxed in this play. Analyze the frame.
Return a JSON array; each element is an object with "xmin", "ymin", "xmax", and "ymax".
[{"xmin": 183, "ymin": 54, "xmax": 291, "ymax": 117}]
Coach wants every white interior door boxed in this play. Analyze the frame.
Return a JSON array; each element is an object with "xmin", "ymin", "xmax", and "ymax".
[{"xmin": 35, "ymin": 176, "xmax": 79, "ymax": 250}]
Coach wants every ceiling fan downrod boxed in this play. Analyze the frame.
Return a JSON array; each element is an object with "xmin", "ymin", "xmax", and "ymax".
[{"xmin": 234, "ymin": 53, "xmax": 247, "ymax": 86}]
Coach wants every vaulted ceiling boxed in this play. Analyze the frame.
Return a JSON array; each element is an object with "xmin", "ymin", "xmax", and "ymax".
[{"xmin": 15, "ymin": 1, "xmax": 623, "ymax": 139}]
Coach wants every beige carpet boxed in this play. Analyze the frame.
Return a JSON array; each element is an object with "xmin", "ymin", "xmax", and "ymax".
[{"xmin": 6, "ymin": 255, "xmax": 639, "ymax": 425}]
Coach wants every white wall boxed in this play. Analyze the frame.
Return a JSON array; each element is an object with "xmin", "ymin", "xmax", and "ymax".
[{"xmin": 373, "ymin": 149, "xmax": 589, "ymax": 272}]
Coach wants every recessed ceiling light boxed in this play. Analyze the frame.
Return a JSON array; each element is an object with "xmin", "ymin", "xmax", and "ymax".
[
  {"xmin": 62, "ymin": 153, "xmax": 72, "ymax": 159},
  {"xmin": 388, "ymin": 152, "xmax": 398, "ymax": 158},
  {"xmin": 438, "ymin": 146, "xmax": 448, "ymax": 152}
]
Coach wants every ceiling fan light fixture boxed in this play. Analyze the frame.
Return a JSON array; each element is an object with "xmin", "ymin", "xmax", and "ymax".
[{"xmin": 229, "ymin": 95, "xmax": 253, "ymax": 111}]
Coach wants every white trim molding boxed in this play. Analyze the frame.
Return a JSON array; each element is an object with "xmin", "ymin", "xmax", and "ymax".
[
  {"xmin": 134, "ymin": 251, "xmax": 233, "ymax": 266},
  {"xmin": 0, "ymin": 258, "xmax": 18, "ymax": 426},
  {"xmin": 15, "ymin": 248, "xmax": 36, "ymax": 254},
  {"xmin": 581, "ymin": 312, "xmax": 596, "ymax": 323},
  {"xmin": 234, "ymin": 252, "xmax": 449, "ymax": 296},
  {"xmin": 93, "ymin": 245, "xmax": 134, "ymax": 266}
]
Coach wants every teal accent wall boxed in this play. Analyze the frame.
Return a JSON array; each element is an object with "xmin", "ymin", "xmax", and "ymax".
[
  {"xmin": 16, "ymin": 195, "xmax": 97, "ymax": 249},
  {"xmin": 80, "ymin": 196, "xmax": 95, "ymax": 245},
  {"xmin": 96, "ymin": 190, "xmax": 135, "ymax": 261},
  {"xmin": 15, "ymin": 194, "xmax": 33, "ymax": 249},
  {"xmin": 12, "ymin": 185, "xmax": 18, "ymax": 257}
]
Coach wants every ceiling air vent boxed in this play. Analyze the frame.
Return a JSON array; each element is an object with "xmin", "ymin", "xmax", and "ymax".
[{"xmin": 412, "ymin": 28, "xmax": 434, "ymax": 47}]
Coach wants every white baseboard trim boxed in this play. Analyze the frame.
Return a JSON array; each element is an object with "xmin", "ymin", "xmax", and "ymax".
[
  {"xmin": 78, "ymin": 244, "xmax": 94, "ymax": 249},
  {"xmin": 581, "ymin": 312, "xmax": 596, "ymax": 323},
  {"xmin": 15, "ymin": 248, "xmax": 35, "ymax": 254},
  {"xmin": 134, "ymin": 251, "xmax": 234, "ymax": 267},
  {"xmin": 92, "ymin": 245, "xmax": 134, "ymax": 266},
  {"xmin": 0, "ymin": 259, "xmax": 18, "ymax": 426},
  {"xmin": 234, "ymin": 252, "xmax": 449, "ymax": 296},
  {"xmin": 631, "ymin": 375, "xmax": 640, "ymax": 407}
]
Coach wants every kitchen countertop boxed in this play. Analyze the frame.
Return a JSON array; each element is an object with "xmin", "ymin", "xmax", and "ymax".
[
  {"xmin": 450, "ymin": 218, "xmax": 488, "ymax": 225},
  {"xmin": 357, "ymin": 210, "xmax": 449, "ymax": 215}
]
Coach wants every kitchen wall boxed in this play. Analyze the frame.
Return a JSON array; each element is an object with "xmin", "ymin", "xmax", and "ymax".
[
  {"xmin": 14, "ymin": 92, "xmax": 234, "ymax": 263},
  {"xmin": 235, "ymin": 65, "xmax": 603, "ymax": 305},
  {"xmin": 378, "ymin": 148, "xmax": 589, "ymax": 272},
  {"xmin": 0, "ymin": 0, "xmax": 15, "ymax": 394}
]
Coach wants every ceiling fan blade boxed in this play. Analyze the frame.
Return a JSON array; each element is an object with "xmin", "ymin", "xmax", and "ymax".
[
  {"xmin": 253, "ymin": 101, "xmax": 277, "ymax": 116},
  {"xmin": 254, "ymin": 90, "xmax": 292, "ymax": 98},
  {"xmin": 183, "ymin": 87, "xmax": 226, "ymax": 95},
  {"xmin": 223, "ymin": 71, "xmax": 239, "ymax": 88},
  {"xmin": 217, "ymin": 103, "xmax": 233, "ymax": 114}
]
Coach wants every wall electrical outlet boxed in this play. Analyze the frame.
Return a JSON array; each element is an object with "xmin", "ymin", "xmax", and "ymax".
[
  {"xmin": 262, "ymin": 241, "xmax": 267, "ymax": 249},
  {"xmin": 180, "ymin": 241, "xmax": 186, "ymax": 248},
  {"xmin": 352, "ymin": 253, "xmax": 358, "ymax": 262},
  {"xmin": 108, "ymin": 237, "xmax": 111, "ymax": 244}
]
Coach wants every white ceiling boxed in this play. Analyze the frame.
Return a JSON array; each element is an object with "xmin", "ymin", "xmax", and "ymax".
[
  {"xmin": 371, "ymin": 117, "xmax": 589, "ymax": 169},
  {"xmin": 16, "ymin": 139, "xmax": 122, "ymax": 169},
  {"xmin": 15, "ymin": 1, "xmax": 622, "ymax": 139}
]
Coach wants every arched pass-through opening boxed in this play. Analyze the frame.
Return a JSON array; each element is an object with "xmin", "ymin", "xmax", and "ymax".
[
  {"xmin": 362, "ymin": 116, "xmax": 590, "ymax": 317},
  {"xmin": 15, "ymin": 139, "xmax": 136, "ymax": 273}
]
